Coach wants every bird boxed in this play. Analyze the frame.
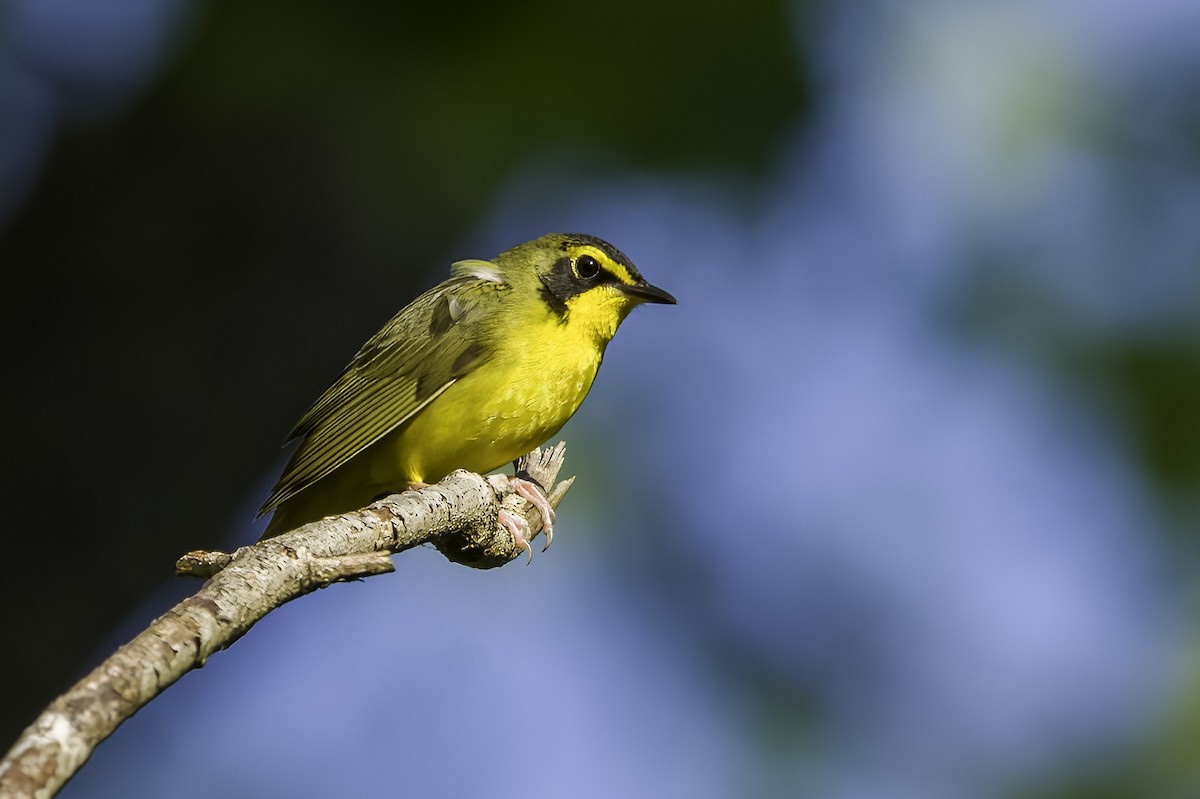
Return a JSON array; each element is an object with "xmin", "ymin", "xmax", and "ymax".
[{"xmin": 257, "ymin": 232, "xmax": 676, "ymax": 556}]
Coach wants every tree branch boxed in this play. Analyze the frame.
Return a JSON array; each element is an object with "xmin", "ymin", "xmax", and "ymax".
[{"xmin": 0, "ymin": 443, "xmax": 573, "ymax": 799}]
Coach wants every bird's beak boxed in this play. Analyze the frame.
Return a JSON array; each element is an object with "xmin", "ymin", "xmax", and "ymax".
[{"xmin": 620, "ymin": 280, "xmax": 677, "ymax": 305}]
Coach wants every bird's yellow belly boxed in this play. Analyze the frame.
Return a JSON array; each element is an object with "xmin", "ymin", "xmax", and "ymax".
[
  {"xmin": 368, "ymin": 343, "xmax": 601, "ymax": 489},
  {"xmin": 265, "ymin": 352, "xmax": 599, "ymax": 535},
  {"xmin": 264, "ymin": 316, "xmax": 608, "ymax": 537}
]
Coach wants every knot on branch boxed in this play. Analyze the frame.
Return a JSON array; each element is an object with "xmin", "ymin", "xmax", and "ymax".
[{"xmin": 432, "ymin": 442, "xmax": 574, "ymax": 568}]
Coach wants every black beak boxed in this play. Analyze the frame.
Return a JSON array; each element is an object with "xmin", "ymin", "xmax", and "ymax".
[{"xmin": 621, "ymin": 280, "xmax": 677, "ymax": 305}]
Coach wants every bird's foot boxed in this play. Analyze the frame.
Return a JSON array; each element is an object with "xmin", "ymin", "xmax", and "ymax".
[
  {"xmin": 510, "ymin": 476, "xmax": 555, "ymax": 551},
  {"xmin": 498, "ymin": 508, "xmax": 534, "ymax": 564}
]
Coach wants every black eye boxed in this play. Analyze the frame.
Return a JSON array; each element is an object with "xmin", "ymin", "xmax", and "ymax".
[{"xmin": 574, "ymin": 255, "xmax": 601, "ymax": 280}]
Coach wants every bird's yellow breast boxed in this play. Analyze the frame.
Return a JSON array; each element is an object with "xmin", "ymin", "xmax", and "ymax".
[
  {"xmin": 381, "ymin": 331, "xmax": 600, "ymax": 482},
  {"xmin": 378, "ymin": 321, "xmax": 604, "ymax": 487}
]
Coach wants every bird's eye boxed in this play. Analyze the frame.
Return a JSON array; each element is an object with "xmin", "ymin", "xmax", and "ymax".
[{"xmin": 574, "ymin": 255, "xmax": 601, "ymax": 280}]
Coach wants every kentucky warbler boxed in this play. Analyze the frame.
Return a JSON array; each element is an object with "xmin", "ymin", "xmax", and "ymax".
[{"xmin": 258, "ymin": 233, "xmax": 676, "ymax": 550}]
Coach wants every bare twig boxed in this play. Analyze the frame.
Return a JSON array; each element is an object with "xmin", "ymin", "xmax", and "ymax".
[{"xmin": 0, "ymin": 444, "xmax": 572, "ymax": 799}]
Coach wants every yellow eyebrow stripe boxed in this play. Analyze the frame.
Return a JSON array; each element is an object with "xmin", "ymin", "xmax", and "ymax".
[{"xmin": 572, "ymin": 245, "xmax": 637, "ymax": 286}]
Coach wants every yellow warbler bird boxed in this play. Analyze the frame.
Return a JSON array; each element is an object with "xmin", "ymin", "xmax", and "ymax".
[{"xmin": 258, "ymin": 233, "xmax": 676, "ymax": 553}]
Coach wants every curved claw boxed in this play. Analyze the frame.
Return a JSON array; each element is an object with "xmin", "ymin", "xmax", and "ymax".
[
  {"xmin": 510, "ymin": 477, "xmax": 556, "ymax": 551},
  {"xmin": 497, "ymin": 509, "xmax": 534, "ymax": 565}
]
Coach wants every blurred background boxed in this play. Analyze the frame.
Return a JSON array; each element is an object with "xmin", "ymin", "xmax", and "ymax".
[{"xmin": 3, "ymin": 0, "xmax": 1199, "ymax": 796}]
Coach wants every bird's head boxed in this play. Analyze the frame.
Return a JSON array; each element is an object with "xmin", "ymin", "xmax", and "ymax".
[{"xmin": 494, "ymin": 233, "xmax": 676, "ymax": 342}]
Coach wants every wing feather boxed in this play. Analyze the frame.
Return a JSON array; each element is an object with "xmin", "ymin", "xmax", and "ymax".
[{"xmin": 258, "ymin": 275, "xmax": 502, "ymax": 516}]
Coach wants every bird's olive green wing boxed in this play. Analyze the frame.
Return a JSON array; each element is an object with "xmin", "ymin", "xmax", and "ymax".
[{"xmin": 258, "ymin": 275, "xmax": 501, "ymax": 516}]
